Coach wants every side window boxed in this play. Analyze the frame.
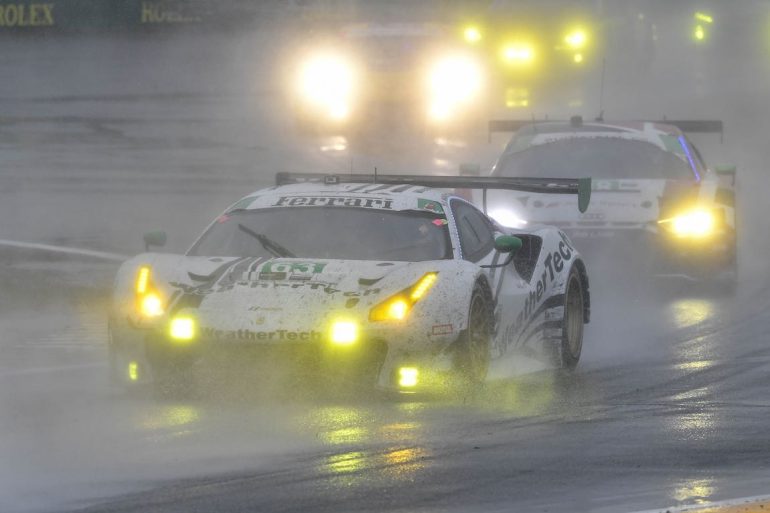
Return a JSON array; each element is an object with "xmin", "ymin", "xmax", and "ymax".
[{"xmin": 451, "ymin": 200, "xmax": 495, "ymax": 262}]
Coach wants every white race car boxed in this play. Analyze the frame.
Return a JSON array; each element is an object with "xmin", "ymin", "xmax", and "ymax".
[
  {"xmin": 109, "ymin": 173, "xmax": 591, "ymax": 394},
  {"xmin": 484, "ymin": 117, "xmax": 737, "ymax": 286}
]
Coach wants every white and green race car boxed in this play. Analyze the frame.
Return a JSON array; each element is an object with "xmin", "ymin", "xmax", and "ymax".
[{"xmin": 109, "ymin": 173, "xmax": 591, "ymax": 393}]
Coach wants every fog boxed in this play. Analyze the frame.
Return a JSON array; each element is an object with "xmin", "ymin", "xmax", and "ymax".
[{"xmin": 2, "ymin": 1, "xmax": 770, "ymax": 512}]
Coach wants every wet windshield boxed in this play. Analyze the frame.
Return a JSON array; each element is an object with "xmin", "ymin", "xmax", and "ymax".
[
  {"xmin": 189, "ymin": 207, "xmax": 452, "ymax": 261},
  {"xmin": 495, "ymin": 138, "xmax": 696, "ymax": 180}
]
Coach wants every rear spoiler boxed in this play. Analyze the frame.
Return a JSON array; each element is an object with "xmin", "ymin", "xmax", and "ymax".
[
  {"xmin": 488, "ymin": 118, "xmax": 724, "ymax": 142},
  {"xmin": 275, "ymin": 172, "xmax": 591, "ymax": 213}
]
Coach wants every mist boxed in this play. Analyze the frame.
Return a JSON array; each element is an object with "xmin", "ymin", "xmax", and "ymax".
[{"xmin": 2, "ymin": 1, "xmax": 770, "ymax": 512}]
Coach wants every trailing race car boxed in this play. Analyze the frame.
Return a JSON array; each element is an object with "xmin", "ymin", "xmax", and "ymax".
[
  {"xmin": 483, "ymin": 117, "xmax": 737, "ymax": 286},
  {"xmin": 109, "ymin": 172, "xmax": 591, "ymax": 394}
]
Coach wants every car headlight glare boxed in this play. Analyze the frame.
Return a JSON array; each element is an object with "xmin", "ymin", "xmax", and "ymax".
[
  {"xmin": 297, "ymin": 53, "xmax": 356, "ymax": 118},
  {"xmin": 564, "ymin": 29, "xmax": 587, "ymax": 49},
  {"xmin": 169, "ymin": 316, "xmax": 196, "ymax": 342},
  {"xmin": 370, "ymin": 273, "xmax": 437, "ymax": 321},
  {"xmin": 398, "ymin": 367, "xmax": 419, "ymax": 388},
  {"xmin": 463, "ymin": 26, "xmax": 482, "ymax": 43},
  {"xmin": 501, "ymin": 43, "xmax": 535, "ymax": 64},
  {"xmin": 140, "ymin": 292, "xmax": 164, "ymax": 317},
  {"xmin": 661, "ymin": 209, "xmax": 716, "ymax": 238},
  {"xmin": 427, "ymin": 55, "xmax": 482, "ymax": 120},
  {"xmin": 330, "ymin": 320, "xmax": 358, "ymax": 346}
]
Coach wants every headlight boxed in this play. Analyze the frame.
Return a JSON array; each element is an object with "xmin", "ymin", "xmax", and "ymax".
[
  {"xmin": 489, "ymin": 208, "xmax": 528, "ymax": 229},
  {"xmin": 135, "ymin": 266, "xmax": 164, "ymax": 318},
  {"xmin": 398, "ymin": 367, "xmax": 419, "ymax": 388},
  {"xmin": 501, "ymin": 43, "xmax": 535, "ymax": 65},
  {"xmin": 370, "ymin": 273, "xmax": 438, "ymax": 321},
  {"xmin": 463, "ymin": 26, "xmax": 482, "ymax": 44},
  {"xmin": 660, "ymin": 209, "xmax": 716, "ymax": 238},
  {"xmin": 139, "ymin": 292, "xmax": 164, "ymax": 317},
  {"xmin": 297, "ymin": 53, "xmax": 356, "ymax": 120},
  {"xmin": 169, "ymin": 316, "xmax": 196, "ymax": 342},
  {"xmin": 330, "ymin": 320, "xmax": 358, "ymax": 346},
  {"xmin": 564, "ymin": 29, "xmax": 587, "ymax": 50},
  {"xmin": 427, "ymin": 55, "xmax": 482, "ymax": 122}
]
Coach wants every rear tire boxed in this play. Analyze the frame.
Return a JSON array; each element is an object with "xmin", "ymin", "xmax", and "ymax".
[{"xmin": 561, "ymin": 267, "xmax": 585, "ymax": 369}]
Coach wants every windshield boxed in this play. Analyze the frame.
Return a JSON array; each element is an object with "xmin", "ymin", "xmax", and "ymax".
[
  {"xmin": 495, "ymin": 137, "xmax": 696, "ymax": 180},
  {"xmin": 189, "ymin": 207, "xmax": 452, "ymax": 261}
]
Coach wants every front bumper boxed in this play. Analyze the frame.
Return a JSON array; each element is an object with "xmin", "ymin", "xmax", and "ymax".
[{"xmin": 109, "ymin": 323, "xmax": 458, "ymax": 393}]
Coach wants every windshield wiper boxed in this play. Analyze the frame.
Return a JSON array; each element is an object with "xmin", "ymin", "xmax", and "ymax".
[{"xmin": 237, "ymin": 223, "xmax": 296, "ymax": 258}]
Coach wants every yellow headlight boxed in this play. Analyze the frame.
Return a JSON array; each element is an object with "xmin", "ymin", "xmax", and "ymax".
[
  {"xmin": 169, "ymin": 316, "xmax": 195, "ymax": 342},
  {"xmin": 370, "ymin": 273, "xmax": 438, "ymax": 322},
  {"xmin": 564, "ymin": 29, "xmax": 587, "ymax": 49},
  {"xmin": 501, "ymin": 43, "xmax": 535, "ymax": 64},
  {"xmin": 662, "ymin": 209, "xmax": 716, "ymax": 238},
  {"xmin": 139, "ymin": 292, "xmax": 164, "ymax": 317},
  {"xmin": 398, "ymin": 367, "xmax": 419, "ymax": 388},
  {"xmin": 330, "ymin": 320, "xmax": 358, "ymax": 346},
  {"xmin": 463, "ymin": 26, "xmax": 481, "ymax": 43}
]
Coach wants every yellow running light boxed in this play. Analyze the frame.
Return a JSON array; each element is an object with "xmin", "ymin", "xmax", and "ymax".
[
  {"xmin": 398, "ymin": 367, "xmax": 419, "ymax": 388},
  {"xmin": 694, "ymin": 25, "xmax": 706, "ymax": 41},
  {"xmin": 409, "ymin": 273, "xmax": 437, "ymax": 301},
  {"xmin": 128, "ymin": 361, "xmax": 139, "ymax": 382},
  {"xmin": 169, "ymin": 316, "xmax": 196, "ymax": 342},
  {"xmin": 370, "ymin": 273, "xmax": 439, "ymax": 322},
  {"xmin": 330, "ymin": 320, "xmax": 358, "ymax": 346},
  {"xmin": 694, "ymin": 12, "xmax": 713, "ymax": 24},
  {"xmin": 135, "ymin": 266, "xmax": 151, "ymax": 294}
]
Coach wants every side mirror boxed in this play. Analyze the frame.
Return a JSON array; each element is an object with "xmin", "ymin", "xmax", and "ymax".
[
  {"xmin": 494, "ymin": 235, "xmax": 523, "ymax": 253},
  {"xmin": 143, "ymin": 231, "xmax": 167, "ymax": 252},
  {"xmin": 482, "ymin": 235, "xmax": 523, "ymax": 268}
]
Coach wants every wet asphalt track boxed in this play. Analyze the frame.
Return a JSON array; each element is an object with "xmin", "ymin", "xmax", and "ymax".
[{"xmin": 2, "ymin": 12, "xmax": 770, "ymax": 513}]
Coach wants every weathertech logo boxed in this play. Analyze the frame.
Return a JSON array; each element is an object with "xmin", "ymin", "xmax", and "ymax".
[{"xmin": 202, "ymin": 327, "xmax": 322, "ymax": 342}]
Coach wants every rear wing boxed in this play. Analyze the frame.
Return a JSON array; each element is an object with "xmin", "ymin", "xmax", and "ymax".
[
  {"xmin": 275, "ymin": 172, "xmax": 591, "ymax": 213},
  {"xmin": 488, "ymin": 118, "xmax": 724, "ymax": 142}
]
